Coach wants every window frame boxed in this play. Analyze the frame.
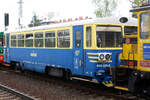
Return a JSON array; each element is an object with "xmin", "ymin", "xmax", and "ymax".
[
  {"xmin": 140, "ymin": 12, "xmax": 150, "ymax": 39},
  {"xmin": 45, "ymin": 31, "xmax": 56, "ymax": 48},
  {"xmin": 17, "ymin": 34, "xmax": 25, "ymax": 47},
  {"xmin": 96, "ymin": 25, "xmax": 122, "ymax": 48},
  {"xmin": 75, "ymin": 30, "xmax": 81, "ymax": 48},
  {"xmin": 25, "ymin": 33, "xmax": 33, "ymax": 48},
  {"xmin": 57, "ymin": 29, "xmax": 70, "ymax": 48},
  {"xmin": 86, "ymin": 26, "xmax": 92, "ymax": 47},
  {"xmin": 34, "ymin": 32, "xmax": 44, "ymax": 48},
  {"xmin": 10, "ymin": 35, "xmax": 17, "ymax": 47}
]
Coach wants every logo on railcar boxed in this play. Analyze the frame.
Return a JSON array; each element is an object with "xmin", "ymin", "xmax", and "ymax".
[
  {"xmin": 143, "ymin": 44, "xmax": 150, "ymax": 60},
  {"xmin": 30, "ymin": 53, "xmax": 37, "ymax": 57}
]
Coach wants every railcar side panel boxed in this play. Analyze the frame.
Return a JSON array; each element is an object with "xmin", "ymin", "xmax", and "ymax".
[{"xmin": 9, "ymin": 48, "xmax": 73, "ymax": 73}]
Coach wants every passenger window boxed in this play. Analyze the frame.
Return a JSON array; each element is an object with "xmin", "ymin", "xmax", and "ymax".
[
  {"xmin": 45, "ymin": 31, "xmax": 55, "ymax": 48},
  {"xmin": 86, "ymin": 27, "xmax": 92, "ymax": 47},
  {"xmin": 18, "ymin": 34, "xmax": 24, "ymax": 47},
  {"xmin": 57, "ymin": 30, "xmax": 70, "ymax": 48},
  {"xmin": 11, "ymin": 35, "xmax": 17, "ymax": 47},
  {"xmin": 75, "ymin": 30, "xmax": 81, "ymax": 48},
  {"xmin": 25, "ymin": 34, "xmax": 33, "ymax": 47},
  {"xmin": 35, "ymin": 32, "xmax": 43, "ymax": 47}
]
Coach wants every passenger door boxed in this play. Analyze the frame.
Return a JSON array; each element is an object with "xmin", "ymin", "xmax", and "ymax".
[{"xmin": 73, "ymin": 26, "xmax": 84, "ymax": 75}]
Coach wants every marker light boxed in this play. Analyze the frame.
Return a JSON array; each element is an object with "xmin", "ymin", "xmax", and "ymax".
[{"xmin": 99, "ymin": 53, "xmax": 112, "ymax": 61}]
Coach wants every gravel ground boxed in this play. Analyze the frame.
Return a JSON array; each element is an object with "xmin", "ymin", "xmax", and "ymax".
[{"xmin": 0, "ymin": 70, "xmax": 115, "ymax": 100}]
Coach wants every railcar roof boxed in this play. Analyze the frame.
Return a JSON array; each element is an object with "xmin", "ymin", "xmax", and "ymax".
[
  {"xmin": 130, "ymin": 5, "xmax": 150, "ymax": 12},
  {"xmin": 6, "ymin": 17, "xmax": 137, "ymax": 33}
]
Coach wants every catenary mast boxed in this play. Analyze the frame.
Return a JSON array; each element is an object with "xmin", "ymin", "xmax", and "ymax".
[{"xmin": 18, "ymin": 0, "xmax": 23, "ymax": 28}]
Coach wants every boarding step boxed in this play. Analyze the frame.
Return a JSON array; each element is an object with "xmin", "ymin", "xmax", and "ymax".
[
  {"xmin": 115, "ymin": 68, "xmax": 129, "ymax": 86},
  {"xmin": 114, "ymin": 86, "xmax": 128, "ymax": 91}
]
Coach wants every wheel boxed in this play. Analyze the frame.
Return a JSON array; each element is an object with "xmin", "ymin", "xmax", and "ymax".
[{"xmin": 64, "ymin": 70, "xmax": 72, "ymax": 80}]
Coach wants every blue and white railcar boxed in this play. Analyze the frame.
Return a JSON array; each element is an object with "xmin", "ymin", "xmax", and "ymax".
[{"xmin": 4, "ymin": 17, "xmax": 137, "ymax": 86}]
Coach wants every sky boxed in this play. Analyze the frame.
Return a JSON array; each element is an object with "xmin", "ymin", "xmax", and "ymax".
[{"xmin": 0, "ymin": 0, "xmax": 132, "ymax": 31}]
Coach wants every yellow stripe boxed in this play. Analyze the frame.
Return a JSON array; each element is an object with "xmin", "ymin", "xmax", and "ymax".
[
  {"xmin": 120, "ymin": 65, "xmax": 136, "ymax": 69},
  {"xmin": 87, "ymin": 53, "xmax": 99, "ymax": 55},
  {"xmin": 72, "ymin": 77, "xmax": 91, "ymax": 82},
  {"xmin": 115, "ymin": 86, "xmax": 128, "ymax": 91},
  {"xmin": 102, "ymin": 81, "xmax": 113, "ymax": 87},
  {"xmin": 95, "ymin": 48, "xmax": 122, "ymax": 50},
  {"xmin": 90, "ymin": 60, "xmax": 112, "ymax": 63},
  {"xmin": 88, "ymin": 56, "xmax": 99, "ymax": 59}
]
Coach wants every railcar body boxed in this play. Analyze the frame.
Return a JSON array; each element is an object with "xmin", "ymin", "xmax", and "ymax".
[
  {"xmin": 4, "ymin": 17, "xmax": 137, "ymax": 86},
  {"xmin": 114, "ymin": 0, "xmax": 150, "ymax": 96}
]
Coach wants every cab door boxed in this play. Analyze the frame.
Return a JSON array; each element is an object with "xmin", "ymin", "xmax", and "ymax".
[{"xmin": 73, "ymin": 25, "xmax": 84, "ymax": 75}]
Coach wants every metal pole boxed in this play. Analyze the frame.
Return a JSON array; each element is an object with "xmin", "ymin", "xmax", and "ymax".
[{"xmin": 18, "ymin": 0, "xmax": 23, "ymax": 28}]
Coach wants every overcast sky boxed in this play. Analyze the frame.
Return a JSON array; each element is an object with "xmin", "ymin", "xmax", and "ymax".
[{"xmin": 0, "ymin": 0, "xmax": 132, "ymax": 31}]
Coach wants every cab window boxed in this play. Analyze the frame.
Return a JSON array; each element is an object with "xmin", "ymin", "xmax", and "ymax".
[
  {"xmin": 124, "ymin": 26, "xmax": 137, "ymax": 35},
  {"xmin": 140, "ymin": 12, "xmax": 150, "ymax": 39},
  {"xmin": 86, "ymin": 27, "xmax": 92, "ymax": 47},
  {"xmin": 96, "ymin": 26, "xmax": 122, "ymax": 48}
]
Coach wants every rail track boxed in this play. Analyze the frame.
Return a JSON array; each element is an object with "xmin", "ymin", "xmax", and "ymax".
[
  {"xmin": 0, "ymin": 67, "xmax": 145, "ymax": 100},
  {"xmin": 0, "ymin": 84, "xmax": 37, "ymax": 100}
]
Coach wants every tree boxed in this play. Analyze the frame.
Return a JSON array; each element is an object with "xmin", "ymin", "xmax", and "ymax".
[
  {"xmin": 129, "ymin": 0, "xmax": 147, "ymax": 8},
  {"xmin": 129, "ymin": 0, "xmax": 147, "ymax": 18},
  {"xmin": 28, "ymin": 13, "xmax": 41, "ymax": 27},
  {"xmin": 93, "ymin": 0, "xmax": 117, "ymax": 17},
  {"xmin": 28, "ymin": 12, "xmax": 56, "ymax": 27}
]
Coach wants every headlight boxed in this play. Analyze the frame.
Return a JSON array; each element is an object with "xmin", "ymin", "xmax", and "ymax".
[
  {"xmin": 99, "ymin": 54, "xmax": 105, "ymax": 60},
  {"xmin": 99, "ymin": 53, "xmax": 112, "ymax": 61},
  {"xmin": 105, "ymin": 54, "xmax": 111, "ymax": 60}
]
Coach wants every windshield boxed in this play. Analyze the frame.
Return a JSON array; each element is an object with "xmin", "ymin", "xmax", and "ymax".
[
  {"xmin": 124, "ymin": 26, "xmax": 137, "ymax": 35},
  {"xmin": 96, "ymin": 26, "xmax": 122, "ymax": 48},
  {"xmin": 140, "ymin": 12, "xmax": 149, "ymax": 39}
]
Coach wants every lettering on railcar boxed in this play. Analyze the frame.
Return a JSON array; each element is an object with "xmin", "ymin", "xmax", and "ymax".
[
  {"xmin": 30, "ymin": 53, "xmax": 37, "ymax": 57},
  {"xmin": 96, "ymin": 64, "xmax": 111, "ymax": 67}
]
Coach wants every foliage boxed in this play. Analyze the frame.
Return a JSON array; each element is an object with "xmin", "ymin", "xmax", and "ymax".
[
  {"xmin": 129, "ymin": 0, "xmax": 147, "ymax": 18},
  {"xmin": 93, "ymin": 0, "xmax": 117, "ymax": 17},
  {"xmin": 129, "ymin": 0, "xmax": 147, "ymax": 7},
  {"xmin": 28, "ymin": 13, "xmax": 41, "ymax": 27}
]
